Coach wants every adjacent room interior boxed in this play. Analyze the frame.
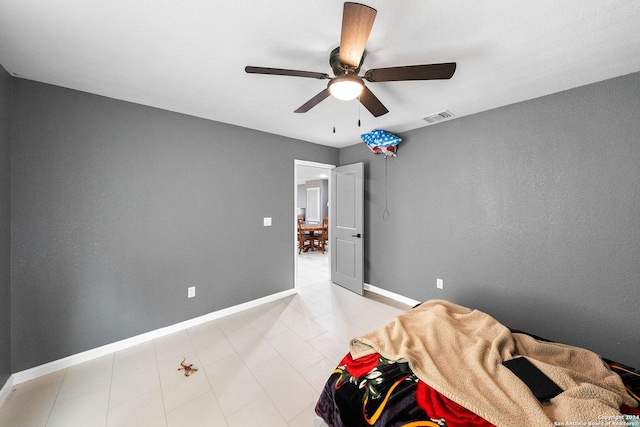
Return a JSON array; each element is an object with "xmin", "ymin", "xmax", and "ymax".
[{"xmin": 1, "ymin": 1, "xmax": 639, "ymax": 426}]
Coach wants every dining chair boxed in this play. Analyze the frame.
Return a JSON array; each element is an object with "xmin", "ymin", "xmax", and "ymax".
[
  {"xmin": 317, "ymin": 216, "xmax": 329, "ymax": 253},
  {"xmin": 297, "ymin": 216, "xmax": 313, "ymax": 254}
]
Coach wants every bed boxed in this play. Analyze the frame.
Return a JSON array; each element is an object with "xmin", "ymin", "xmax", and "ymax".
[{"xmin": 315, "ymin": 299, "xmax": 640, "ymax": 427}]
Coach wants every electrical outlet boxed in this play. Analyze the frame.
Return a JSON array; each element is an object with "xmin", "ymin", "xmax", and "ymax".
[
  {"xmin": 188, "ymin": 286, "xmax": 196, "ymax": 298},
  {"xmin": 436, "ymin": 278, "xmax": 444, "ymax": 290},
  {"xmin": 263, "ymin": 217, "xmax": 272, "ymax": 226}
]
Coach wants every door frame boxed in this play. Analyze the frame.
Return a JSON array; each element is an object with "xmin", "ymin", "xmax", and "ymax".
[{"xmin": 294, "ymin": 160, "xmax": 335, "ymax": 291}]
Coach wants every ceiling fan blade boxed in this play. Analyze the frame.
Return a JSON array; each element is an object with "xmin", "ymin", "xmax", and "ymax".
[
  {"xmin": 359, "ymin": 86, "xmax": 388, "ymax": 117},
  {"xmin": 294, "ymin": 89, "xmax": 331, "ymax": 113},
  {"xmin": 245, "ymin": 66, "xmax": 330, "ymax": 80},
  {"xmin": 339, "ymin": 3, "xmax": 377, "ymax": 68},
  {"xmin": 364, "ymin": 63, "xmax": 457, "ymax": 82}
]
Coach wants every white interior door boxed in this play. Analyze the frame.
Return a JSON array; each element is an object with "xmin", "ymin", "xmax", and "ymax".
[{"xmin": 330, "ymin": 162, "xmax": 364, "ymax": 295}]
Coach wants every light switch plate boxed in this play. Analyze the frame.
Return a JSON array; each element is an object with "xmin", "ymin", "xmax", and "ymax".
[{"xmin": 263, "ymin": 217, "xmax": 272, "ymax": 226}]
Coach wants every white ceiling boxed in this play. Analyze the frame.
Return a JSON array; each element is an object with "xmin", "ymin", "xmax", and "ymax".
[{"xmin": 1, "ymin": 1, "xmax": 639, "ymax": 149}]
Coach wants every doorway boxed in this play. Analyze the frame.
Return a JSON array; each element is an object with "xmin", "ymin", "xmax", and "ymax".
[{"xmin": 294, "ymin": 160, "xmax": 335, "ymax": 290}]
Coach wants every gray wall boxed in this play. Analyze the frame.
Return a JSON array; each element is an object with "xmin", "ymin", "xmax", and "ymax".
[
  {"xmin": 0, "ymin": 66, "xmax": 11, "ymax": 385},
  {"xmin": 340, "ymin": 72, "xmax": 640, "ymax": 367},
  {"xmin": 10, "ymin": 79, "xmax": 338, "ymax": 372},
  {"xmin": 4, "ymin": 70, "xmax": 639, "ymax": 375}
]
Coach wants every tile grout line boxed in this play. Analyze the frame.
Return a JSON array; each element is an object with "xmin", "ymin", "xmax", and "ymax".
[
  {"xmin": 211, "ymin": 320, "xmax": 274, "ymax": 424},
  {"xmin": 179, "ymin": 326, "xmax": 221, "ymax": 423},
  {"xmin": 43, "ymin": 367, "xmax": 67, "ymax": 427},
  {"xmin": 152, "ymin": 339, "xmax": 170, "ymax": 427},
  {"xmin": 103, "ymin": 354, "xmax": 115, "ymax": 427}
]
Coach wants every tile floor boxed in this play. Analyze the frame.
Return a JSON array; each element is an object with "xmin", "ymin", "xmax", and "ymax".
[{"xmin": 0, "ymin": 250, "xmax": 410, "ymax": 427}]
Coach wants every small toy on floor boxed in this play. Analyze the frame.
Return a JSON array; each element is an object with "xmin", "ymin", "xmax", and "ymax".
[{"xmin": 177, "ymin": 357, "xmax": 198, "ymax": 376}]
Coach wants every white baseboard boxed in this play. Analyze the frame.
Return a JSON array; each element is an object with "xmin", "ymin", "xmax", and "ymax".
[
  {"xmin": 10, "ymin": 288, "xmax": 296, "ymax": 386},
  {"xmin": 364, "ymin": 283, "xmax": 421, "ymax": 307},
  {"xmin": 0, "ymin": 376, "xmax": 13, "ymax": 408}
]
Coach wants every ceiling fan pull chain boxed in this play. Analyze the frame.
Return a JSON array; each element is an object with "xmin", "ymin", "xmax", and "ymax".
[
  {"xmin": 358, "ymin": 96, "xmax": 361, "ymax": 127},
  {"xmin": 332, "ymin": 98, "xmax": 336, "ymax": 133}
]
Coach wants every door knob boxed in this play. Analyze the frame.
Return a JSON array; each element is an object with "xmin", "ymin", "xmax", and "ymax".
[{"xmin": 351, "ymin": 233, "xmax": 363, "ymax": 238}]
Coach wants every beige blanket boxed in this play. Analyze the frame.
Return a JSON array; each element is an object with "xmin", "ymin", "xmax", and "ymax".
[{"xmin": 350, "ymin": 299, "xmax": 636, "ymax": 427}]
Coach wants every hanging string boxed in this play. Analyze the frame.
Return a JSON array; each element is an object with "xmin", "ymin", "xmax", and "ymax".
[
  {"xmin": 332, "ymin": 97, "xmax": 336, "ymax": 133},
  {"xmin": 357, "ymin": 96, "xmax": 361, "ymax": 127},
  {"xmin": 383, "ymin": 156, "xmax": 390, "ymax": 220}
]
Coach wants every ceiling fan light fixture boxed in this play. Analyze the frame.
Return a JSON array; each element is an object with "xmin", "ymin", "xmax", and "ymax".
[{"xmin": 328, "ymin": 75, "xmax": 364, "ymax": 101}]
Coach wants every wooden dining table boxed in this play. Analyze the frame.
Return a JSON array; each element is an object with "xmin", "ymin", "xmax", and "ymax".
[{"xmin": 299, "ymin": 223, "xmax": 323, "ymax": 252}]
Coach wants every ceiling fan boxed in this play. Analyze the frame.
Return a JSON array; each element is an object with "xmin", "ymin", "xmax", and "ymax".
[{"xmin": 245, "ymin": 2, "xmax": 456, "ymax": 117}]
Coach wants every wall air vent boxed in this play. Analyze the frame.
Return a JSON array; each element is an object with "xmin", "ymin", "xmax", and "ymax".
[{"xmin": 422, "ymin": 110, "xmax": 455, "ymax": 124}]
